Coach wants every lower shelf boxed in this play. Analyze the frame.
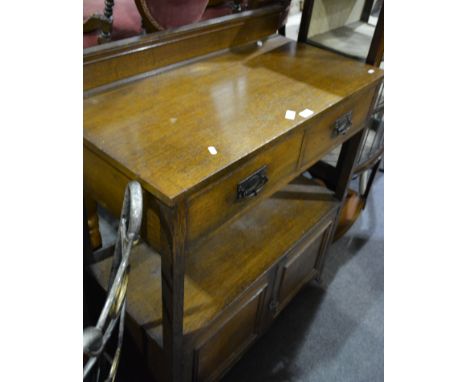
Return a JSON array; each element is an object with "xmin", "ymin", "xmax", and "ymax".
[
  {"xmin": 308, "ymin": 21, "xmax": 376, "ymax": 61},
  {"xmin": 90, "ymin": 179, "xmax": 339, "ymax": 351}
]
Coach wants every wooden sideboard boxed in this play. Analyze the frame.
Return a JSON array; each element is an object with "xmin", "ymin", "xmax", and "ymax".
[{"xmin": 84, "ymin": 13, "xmax": 383, "ymax": 380}]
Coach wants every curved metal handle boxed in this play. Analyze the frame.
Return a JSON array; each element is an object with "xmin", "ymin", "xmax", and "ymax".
[
  {"xmin": 237, "ymin": 166, "xmax": 268, "ymax": 200},
  {"xmin": 120, "ymin": 181, "xmax": 144, "ymax": 243},
  {"xmin": 83, "ymin": 181, "xmax": 143, "ymax": 381}
]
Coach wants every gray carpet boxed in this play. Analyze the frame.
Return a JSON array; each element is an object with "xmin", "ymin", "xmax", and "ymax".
[{"xmin": 223, "ymin": 174, "xmax": 384, "ymax": 382}]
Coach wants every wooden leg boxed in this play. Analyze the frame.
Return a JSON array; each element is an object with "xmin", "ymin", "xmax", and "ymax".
[
  {"xmin": 158, "ymin": 200, "xmax": 187, "ymax": 382},
  {"xmin": 298, "ymin": 0, "xmax": 315, "ymax": 43},
  {"xmin": 360, "ymin": 0, "xmax": 374, "ymax": 22},
  {"xmin": 362, "ymin": 158, "xmax": 382, "ymax": 209},
  {"xmin": 85, "ymin": 196, "xmax": 102, "ymax": 250},
  {"xmin": 366, "ymin": 3, "xmax": 384, "ymax": 66},
  {"xmin": 316, "ymin": 130, "xmax": 366, "ymax": 274},
  {"xmin": 307, "ymin": 160, "xmax": 338, "ymax": 190},
  {"xmin": 335, "ymin": 130, "xmax": 366, "ymax": 200}
]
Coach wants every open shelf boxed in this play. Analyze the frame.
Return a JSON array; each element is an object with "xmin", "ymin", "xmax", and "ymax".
[{"xmin": 90, "ymin": 178, "xmax": 339, "ymax": 348}]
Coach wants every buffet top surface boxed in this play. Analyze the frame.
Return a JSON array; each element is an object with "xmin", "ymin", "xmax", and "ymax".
[{"xmin": 84, "ymin": 35, "xmax": 383, "ymax": 204}]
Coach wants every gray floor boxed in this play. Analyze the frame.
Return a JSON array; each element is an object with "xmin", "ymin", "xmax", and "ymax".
[{"xmin": 223, "ymin": 174, "xmax": 384, "ymax": 382}]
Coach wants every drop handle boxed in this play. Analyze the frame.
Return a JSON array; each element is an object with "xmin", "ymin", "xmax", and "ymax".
[
  {"xmin": 237, "ymin": 166, "xmax": 268, "ymax": 200},
  {"xmin": 334, "ymin": 111, "xmax": 353, "ymax": 136}
]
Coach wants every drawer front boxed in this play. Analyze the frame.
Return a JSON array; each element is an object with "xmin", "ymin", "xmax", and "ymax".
[
  {"xmin": 193, "ymin": 282, "xmax": 268, "ymax": 382},
  {"xmin": 188, "ymin": 130, "xmax": 303, "ymax": 245},
  {"xmin": 300, "ymin": 85, "xmax": 377, "ymax": 168},
  {"xmin": 276, "ymin": 219, "xmax": 333, "ymax": 312}
]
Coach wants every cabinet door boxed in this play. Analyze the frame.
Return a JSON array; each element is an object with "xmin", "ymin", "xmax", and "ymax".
[
  {"xmin": 274, "ymin": 220, "xmax": 333, "ymax": 314},
  {"xmin": 192, "ymin": 275, "xmax": 271, "ymax": 382}
]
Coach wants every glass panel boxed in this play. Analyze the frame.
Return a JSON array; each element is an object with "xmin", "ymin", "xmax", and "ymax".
[{"xmin": 306, "ymin": 0, "xmax": 382, "ymax": 61}]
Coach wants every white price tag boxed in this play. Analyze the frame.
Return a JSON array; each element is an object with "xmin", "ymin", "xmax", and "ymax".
[
  {"xmin": 299, "ymin": 109, "xmax": 314, "ymax": 118},
  {"xmin": 285, "ymin": 110, "xmax": 296, "ymax": 121},
  {"xmin": 208, "ymin": 146, "xmax": 218, "ymax": 155}
]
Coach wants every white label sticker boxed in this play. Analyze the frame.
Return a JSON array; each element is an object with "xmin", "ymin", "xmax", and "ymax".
[
  {"xmin": 299, "ymin": 109, "xmax": 314, "ymax": 118},
  {"xmin": 208, "ymin": 146, "xmax": 218, "ymax": 155},
  {"xmin": 285, "ymin": 110, "xmax": 296, "ymax": 121}
]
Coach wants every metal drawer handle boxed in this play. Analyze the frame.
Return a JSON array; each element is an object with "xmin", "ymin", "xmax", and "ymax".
[
  {"xmin": 237, "ymin": 165, "xmax": 268, "ymax": 200},
  {"xmin": 334, "ymin": 111, "xmax": 353, "ymax": 136}
]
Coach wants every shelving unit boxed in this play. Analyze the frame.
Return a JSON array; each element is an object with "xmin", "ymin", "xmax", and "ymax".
[
  {"xmin": 298, "ymin": 0, "xmax": 383, "ymax": 64},
  {"xmin": 297, "ymin": 0, "xmax": 384, "ymax": 240},
  {"xmin": 83, "ymin": 9, "xmax": 384, "ymax": 380},
  {"xmin": 91, "ymin": 179, "xmax": 339, "ymax": 345}
]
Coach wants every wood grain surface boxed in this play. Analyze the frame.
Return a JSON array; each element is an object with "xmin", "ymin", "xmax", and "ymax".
[
  {"xmin": 83, "ymin": 5, "xmax": 285, "ymax": 91},
  {"xmin": 90, "ymin": 183, "xmax": 338, "ymax": 346},
  {"xmin": 84, "ymin": 36, "xmax": 383, "ymax": 205}
]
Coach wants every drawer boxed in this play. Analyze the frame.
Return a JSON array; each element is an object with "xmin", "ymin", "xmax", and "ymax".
[
  {"xmin": 275, "ymin": 218, "xmax": 333, "ymax": 313},
  {"xmin": 300, "ymin": 85, "xmax": 377, "ymax": 168},
  {"xmin": 193, "ymin": 281, "xmax": 269, "ymax": 382},
  {"xmin": 187, "ymin": 130, "xmax": 303, "ymax": 245}
]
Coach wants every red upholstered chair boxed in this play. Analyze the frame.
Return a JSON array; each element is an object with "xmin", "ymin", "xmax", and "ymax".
[
  {"xmin": 136, "ymin": 0, "xmax": 210, "ymax": 31},
  {"xmin": 83, "ymin": 0, "xmax": 269, "ymax": 48},
  {"xmin": 136, "ymin": 0, "xmax": 277, "ymax": 33},
  {"xmin": 83, "ymin": 0, "xmax": 230, "ymax": 48}
]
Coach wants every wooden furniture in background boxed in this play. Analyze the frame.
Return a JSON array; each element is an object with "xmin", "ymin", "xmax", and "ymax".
[
  {"xmin": 366, "ymin": 1, "xmax": 383, "ymax": 66},
  {"xmin": 84, "ymin": 5, "xmax": 383, "ymax": 380},
  {"xmin": 298, "ymin": 0, "xmax": 383, "ymax": 62},
  {"xmin": 299, "ymin": 0, "xmax": 384, "ymax": 239},
  {"xmin": 84, "ymin": 195, "xmax": 102, "ymax": 250}
]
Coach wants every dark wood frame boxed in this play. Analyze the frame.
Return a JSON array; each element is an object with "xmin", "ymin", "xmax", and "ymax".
[
  {"xmin": 85, "ymin": 130, "xmax": 371, "ymax": 381},
  {"xmin": 298, "ymin": 0, "xmax": 384, "ymax": 66},
  {"xmin": 83, "ymin": 0, "xmax": 116, "ymax": 44},
  {"xmin": 298, "ymin": 0, "xmax": 384, "ymax": 238}
]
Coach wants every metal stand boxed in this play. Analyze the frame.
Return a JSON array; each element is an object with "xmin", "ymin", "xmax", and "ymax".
[{"xmin": 83, "ymin": 181, "xmax": 143, "ymax": 381}]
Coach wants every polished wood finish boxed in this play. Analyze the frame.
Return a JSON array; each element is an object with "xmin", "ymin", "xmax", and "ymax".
[
  {"xmin": 297, "ymin": 0, "xmax": 384, "ymax": 240},
  {"xmin": 90, "ymin": 186, "xmax": 338, "ymax": 340},
  {"xmin": 90, "ymin": 182, "xmax": 338, "ymax": 381},
  {"xmin": 158, "ymin": 201, "xmax": 187, "ymax": 381},
  {"xmin": 84, "ymin": 36, "xmax": 382, "ymax": 259},
  {"xmin": 276, "ymin": 218, "xmax": 333, "ymax": 311},
  {"xmin": 84, "ymin": 37, "xmax": 383, "ymax": 205},
  {"xmin": 83, "ymin": 4, "xmax": 284, "ymax": 91},
  {"xmin": 187, "ymin": 129, "xmax": 303, "ymax": 246},
  {"xmin": 84, "ymin": 24, "xmax": 383, "ymax": 381},
  {"xmin": 300, "ymin": 85, "xmax": 376, "ymax": 168},
  {"xmin": 193, "ymin": 276, "xmax": 269, "ymax": 382}
]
